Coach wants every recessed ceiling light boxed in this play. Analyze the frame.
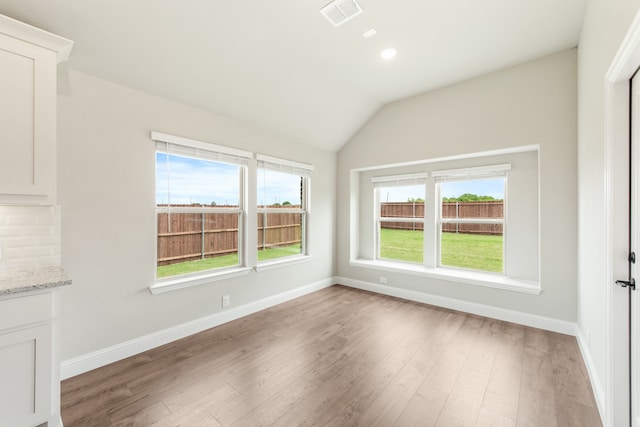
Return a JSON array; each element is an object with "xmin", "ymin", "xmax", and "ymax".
[
  {"xmin": 362, "ymin": 29, "xmax": 377, "ymax": 39},
  {"xmin": 380, "ymin": 48, "xmax": 397, "ymax": 60}
]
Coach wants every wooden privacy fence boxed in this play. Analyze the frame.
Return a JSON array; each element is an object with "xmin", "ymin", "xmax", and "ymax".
[
  {"xmin": 381, "ymin": 201, "xmax": 503, "ymax": 235},
  {"xmin": 158, "ymin": 202, "xmax": 502, "ymax": 266},
  {"xmin": 258, "ymin": 212, "xmax": 302, "ymax": 249},
  {"xmin": 157, "ymin": 207, "xmax": 301, "ymax": 266}
]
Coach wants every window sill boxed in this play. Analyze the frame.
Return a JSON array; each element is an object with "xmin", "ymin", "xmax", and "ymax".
[
  {"xmin": 349, "ymin": 259, "xmax": 541, "ymax": 294},
  {"xmin": 254, "ymin": 255, "xmax": 312, "ymax": 272},
  {"xmin": 150, "ymin": 267, "xmax": 252, "ymax": 295}
]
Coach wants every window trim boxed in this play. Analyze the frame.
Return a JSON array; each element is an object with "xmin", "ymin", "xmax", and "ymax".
[
  {"xmin": 152, "ymin": 131, "xmax": 252, "ymax": 160},
  {"xmin": 435, "ymin": 168, "xmax": 508, "ymax": 274},
  {"xmin": 152, "ymin": 132, "xmax": 251, "ymax": 287},
  {"xmin": 372, "ymin": 173, "xmax": 429, "ymax": 185},
  {"xmin": 431, "ymin": 163, "xmax": 511, "ymax": 179},
  {"xmin": 254, "ymin": 254, "xmax": 312, "ymax": 272},
  {"xmin": 359, "ymin": 152, "xmax": 540, "ymax": 294},
  {"xmin": 256, "ymin": 153, "xmax": 313, "ymax": 174},
  {"xmin": 349, "ymin": 258, "xmax": 541, "ymax": 294},
  {"xmin": 373, "ymin": 175, "xmax": 427, "ymax": 263},
  {"xmin": 150, "ymin": 266, "xmax": 252, "ymax": 295},
  {"xmin": 372, "ymin": 167, "xmax": 510, "ymax": 273},
  {"xmin": 256, "ymin": 155, "xmax": 312, "ymax": 265},
  {"xmin": 149, "ymin": 133, "xmax": 317, "ymax": 294}
]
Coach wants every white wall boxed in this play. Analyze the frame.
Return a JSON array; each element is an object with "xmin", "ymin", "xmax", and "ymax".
[
  {"xmin": 577, "ymin": 0, "xmax": 640, "ymax": 421},
  {"xmin": 337, "ymin": 49, "xmax": 577, "ymax": 321},
  {"xmin": 56, "ymin": 69, "xmax": 336, "ymax": 361}
]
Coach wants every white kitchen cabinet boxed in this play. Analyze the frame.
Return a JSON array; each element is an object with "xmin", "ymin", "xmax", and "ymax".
[
  {"xmin": 0, "ymin": 15, "xmax": 72, "ymax": 205},
  {"xmin": 0, "ymin": 322, "xmax": 53, "ymax": 427},
  {"xmin": 0, "ymin": 267, "xmax": 71, "ymax": 427}
]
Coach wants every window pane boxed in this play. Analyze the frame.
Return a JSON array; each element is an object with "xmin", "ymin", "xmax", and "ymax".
[
  {"xmin": 157, "ymin": 211, "xmax": 239, "ymax": 277},
  {"xmin": 156, "ymin": 153, "xmax": 240, "ymax": 207},
  {"xmin": 257, "ymin": 165, "xmax": 306, "ymax": 262},
  {"xmin": 439, "ymin": 177, "xmax": 504, "ymax": 273},
  {"xmin": 257, "ymin": 212, "xmax": 303, "ymax": 260},
  {"xmin": 378, "ymin": 183, "xmax": 425, "ymax": 263},
  {"xmin": 258, "ymin": 168, "xmax": 302, "ymax": 208},
  {"xmin": 156, "ymin": 152, "xmax": 242, "ymax": 278}
]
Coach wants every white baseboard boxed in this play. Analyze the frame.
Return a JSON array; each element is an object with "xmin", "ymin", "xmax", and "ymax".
[
  {"xmin": 338, "ymin": 277, "xmax": 605, "ymax": 425},
  {"xmin": 575, "ymin": 327, "xmax": 606, "ymax": 424},
  {"xmin": 61, "ymin": 278, "xmax": 334, "ymax": 380},
  {"xmin": 62, "ymin": 275, "xmax": 580, "ymax": 380},
  {"xmin": 335, "ymin": 276, "xmax": 576, "ymax": 335}
]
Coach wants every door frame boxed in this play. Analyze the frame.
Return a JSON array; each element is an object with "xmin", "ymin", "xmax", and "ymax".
[
  {"xmin": 631, "ymin": 73, "xmax": 640, "ymax": 427},
  {"xmin": 605, "ymin": 10, "xmax": 640, "ymax": 427}
]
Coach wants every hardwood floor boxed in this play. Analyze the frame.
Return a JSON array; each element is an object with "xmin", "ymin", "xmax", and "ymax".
[{"xmin": 61, "ymin": 285, "xmax": 602, "ymax": 426}]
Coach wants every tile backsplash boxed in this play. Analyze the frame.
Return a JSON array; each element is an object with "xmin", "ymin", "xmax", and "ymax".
[{"xmin": 0, "ymin": 205, "xmax": 61, "ymax": 270}]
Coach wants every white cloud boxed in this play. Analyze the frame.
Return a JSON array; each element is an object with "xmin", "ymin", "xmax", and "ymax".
[
  {"xmin": 257, "ymin": 168, "xmax": 303, "ymax": 206},
  {"xmin": 157, "ymin": 154, "xmax": 240, "ymax": 206},
  {"xmin": 156, "ymin": 155, "xmax": 307, "ymax": 207},
  {"xmin": 378, "ymin": 184, "xmax": 425, "ymax": 202}
]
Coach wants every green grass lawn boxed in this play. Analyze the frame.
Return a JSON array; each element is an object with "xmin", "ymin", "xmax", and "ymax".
[
  {"xmin": 157, "ymin": 244, "xmax": 302, "ymax": 278},
  {"xmin": 157, "ymin": 254, "xmax": 239, "ymax": 278},
  {"xmin": 379, "ymin": 228, "xmax": 503, "ymax": 273},
  {"xmin": 158, "ymin": 230, "xmax": 502, "ymax": 278},
  {"xmin": 257, "ymin": 244, "xmax": 302, "ymax": 260},
  {"xmin": 379, "ymin": 228, "xmax": 424, "ymax": 263},
  {"xmin": 440, "ymin": 232, "xmax": 503, "ymax": 273}
]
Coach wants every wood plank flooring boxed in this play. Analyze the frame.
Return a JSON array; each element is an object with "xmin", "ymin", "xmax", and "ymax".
[{"xmin": 61, "ymin": 285, "xmax": 602, "ymax": 426}]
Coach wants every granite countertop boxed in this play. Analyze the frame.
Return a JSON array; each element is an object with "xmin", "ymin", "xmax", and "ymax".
[{"xmin": 0, "ymin": 265, "xmax": 72, "ymax": 296}]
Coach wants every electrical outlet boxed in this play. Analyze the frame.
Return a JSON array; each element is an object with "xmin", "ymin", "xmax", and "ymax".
[
  {"xmin": 222, "ymin": 295, "xmax": 230, "ymax": 308},
  {"xmin": 379, "ymin": 277, "xmax": 388, "ymax": 285}
]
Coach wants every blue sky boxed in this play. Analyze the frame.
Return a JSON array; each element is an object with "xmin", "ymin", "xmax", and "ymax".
[
  {"xmin": 156, "ymin": 153, "xmax": 303, "ymax": 206},
  {"xmin": 379, "ymin": 178, "xmax": 504, "ymax": 202},
  {"xmin": 157, "ymin": 153, "xmax": 503, "ymax": 206},
  {"xmin": 440, "ymin": 178, "xmax": 505, "ymax": 200},
  {"xmin": 257, "ymin": 169, "xmax": 302, "ymax": 206},
  {"xmin": 156, "ymin": 153, "xmax": 240, "ymax": 205}
]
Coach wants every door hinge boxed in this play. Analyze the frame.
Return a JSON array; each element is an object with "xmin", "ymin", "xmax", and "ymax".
[
  {"xmin": 615, "ymin": 277, "xmax": 636, "ymax": 290},
  {"xmin": 629, "ymin": 252, "xmax": 636, "ymax": 264}
]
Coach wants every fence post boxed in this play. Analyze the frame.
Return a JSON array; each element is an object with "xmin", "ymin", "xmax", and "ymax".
[
  {"xmin": 457, "ymin": 202, "xmax": 460, "ymax": 234},
  {"xmin": 412, "ymin": 201, "xmax": 416, "ymax": 231},
  {"xmin": 262, "ymin": 212, "xmax": 267, "ymax": 250},
  {"xmin": 201, "ymin": 211, "xmax": 205, "ymax": 260}
]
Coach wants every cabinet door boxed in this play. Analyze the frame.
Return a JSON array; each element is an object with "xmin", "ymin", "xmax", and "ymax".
[
  {"xmin": 0, "ymin": 323, "xmax": 52, "ymax": 427},
  {"xmin": 0, "ymin": 33, "xmax": 56, "ymax": 200}
]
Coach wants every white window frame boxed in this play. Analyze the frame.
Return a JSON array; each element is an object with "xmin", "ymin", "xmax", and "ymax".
[
  {"xmin": 433, "ymin": 164, "xmax": 510, "ymax": 274},
  {"xmin": 150, "ymin": 131, "xmax": 252, "ymax": 294},
  {"xmin": 255, "ymin": 154, "xmax": 313, "ymax": 271},
  {"xmin": 372, "ymin": 173, "xmax": 427, "ymax": 264},
  {"xmin": 357, "ymin": 158, "xmax": 540, "ymax": 294}
]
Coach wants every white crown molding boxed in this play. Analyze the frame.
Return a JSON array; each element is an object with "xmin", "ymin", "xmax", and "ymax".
[{"xmin": 0, "ymin": 14, "xmax": 73, "ymax": 63}]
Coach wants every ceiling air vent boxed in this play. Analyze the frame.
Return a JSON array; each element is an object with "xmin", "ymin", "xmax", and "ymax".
[{"xmin": 320, "ymin": 0, "xmax": 363, "ymax": 27}]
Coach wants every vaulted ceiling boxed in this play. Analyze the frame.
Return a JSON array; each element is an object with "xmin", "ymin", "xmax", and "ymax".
[{"xmin": 0, "ymin": 0, "xmax": 587, "ymax": 151}]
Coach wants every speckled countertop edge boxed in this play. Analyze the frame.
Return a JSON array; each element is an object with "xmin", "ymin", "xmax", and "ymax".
[{"xmin": 0, "ymin": 265, "xmax": 72, "ymax": 296}]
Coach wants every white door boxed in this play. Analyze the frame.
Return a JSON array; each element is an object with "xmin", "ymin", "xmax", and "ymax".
[{"xmin": 629, "ymin": 71, "xmax": 640, "ymax": 427}]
